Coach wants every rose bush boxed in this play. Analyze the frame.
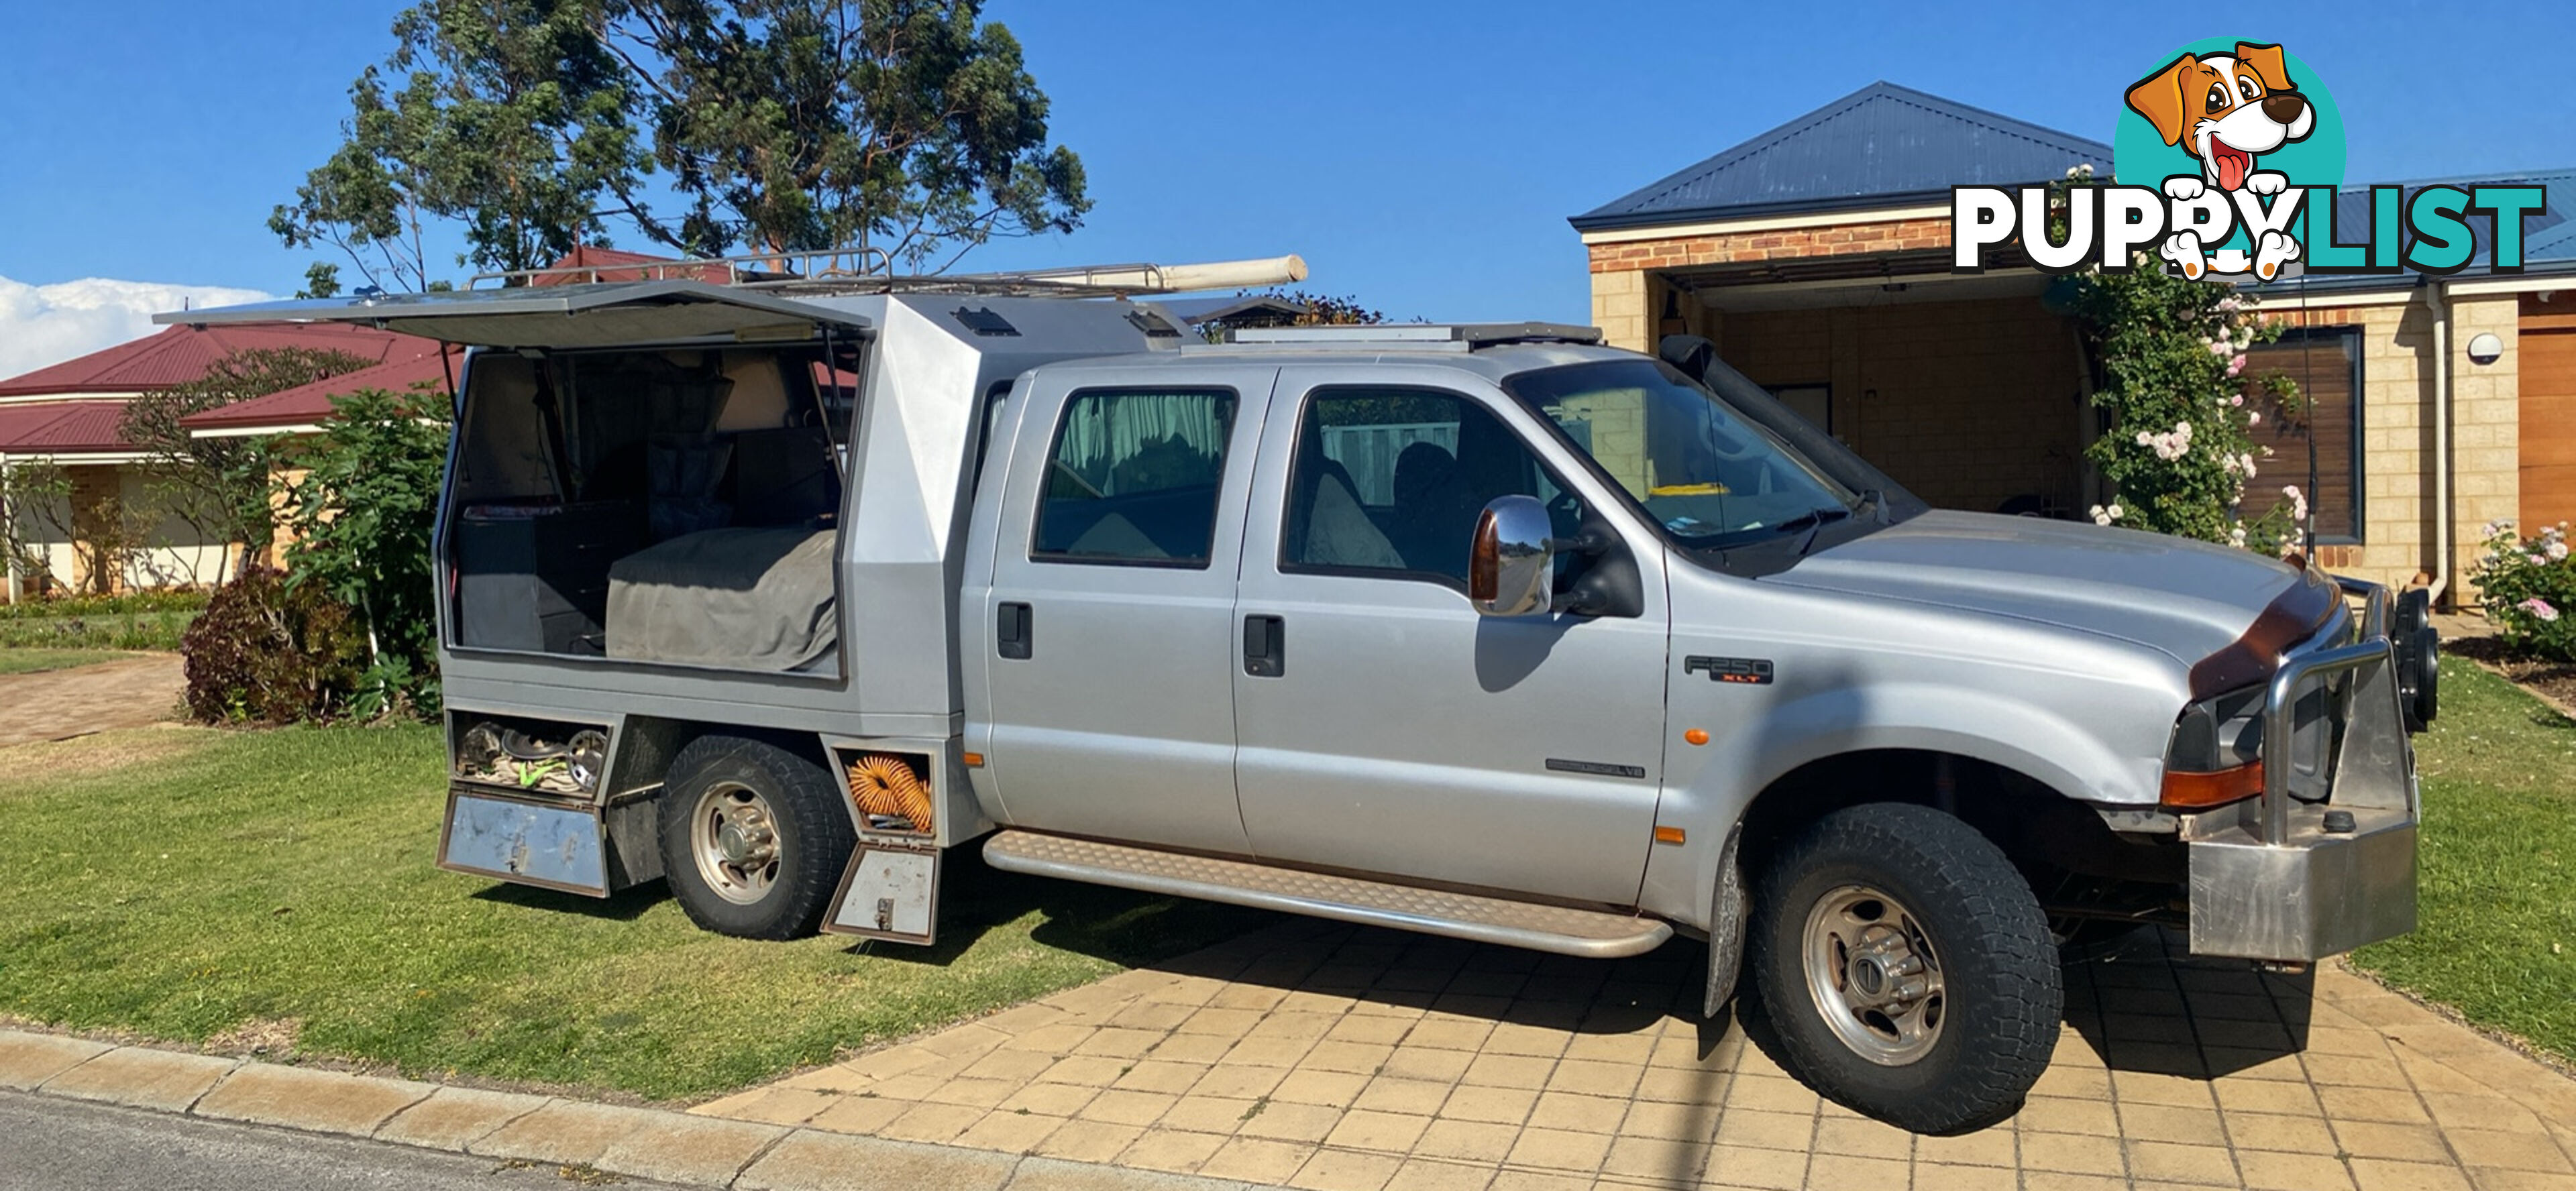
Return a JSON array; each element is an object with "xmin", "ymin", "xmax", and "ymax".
[
  {"xmin": 2473, "ymin": 520, "xmax": 2576, "ymax": 661},
  {"xmin": 2055, "ymin": 166, "xmax": 2306, "ymax": 554}
]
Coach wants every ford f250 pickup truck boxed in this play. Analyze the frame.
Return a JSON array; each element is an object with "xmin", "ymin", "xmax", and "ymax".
[{"xmin": 163, "ymin": 255, "xmax": 2436, "ymax": 1133}]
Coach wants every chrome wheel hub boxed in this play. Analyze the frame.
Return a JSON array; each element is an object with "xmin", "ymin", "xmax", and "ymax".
[
  {"xmin": 692, "ymin": 782, "xmax": 782, "ymax": 905},
  {"xmin": 1803, "ymin": 884, "xmax": 1946, "ymax": 1066}
]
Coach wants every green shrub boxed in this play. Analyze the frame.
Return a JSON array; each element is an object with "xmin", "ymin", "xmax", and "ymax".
[
  {"xmin": 278, "ymin": 387, "xmax": 449, "ymax": 718},
  {"xmin": 179, "ymin": 565, "xmax": 368, "ymax": 724},
  {"xmin": 2473, "ymin": 519, "xmax": 2576, "ymax": 661}
]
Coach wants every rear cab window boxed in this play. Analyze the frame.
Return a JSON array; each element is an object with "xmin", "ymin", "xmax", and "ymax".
[{"xmin": 1030, "ymin": 388, "xmax": 1238, "ymax": 567}]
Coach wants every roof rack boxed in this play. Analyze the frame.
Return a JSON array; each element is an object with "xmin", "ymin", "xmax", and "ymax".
[
  {"xmin": 1223, "ymin": 322, "xmax": 1604, "ymax": 349},
  {"xmin": 470, "ymin": 249, "xmax": 1307, "ymax": 298}
]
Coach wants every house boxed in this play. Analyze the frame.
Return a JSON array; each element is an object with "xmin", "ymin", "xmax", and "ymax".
[
  {"xmin": 0, "ymin": 320, "xmax": 440, "ymax": 599},
  {"xmin": 1575, "ymin": 81, "xmax": 2575, "ymax": 598}
]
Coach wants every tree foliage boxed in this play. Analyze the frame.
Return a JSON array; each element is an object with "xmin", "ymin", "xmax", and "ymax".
[
  {"xmin": 278, "ymin": 387, "xmax": 454, "ymax": 718},
  {"xmin": 119, "ymin": 347, "xmax": 378, "ymax": 563},
  {"xmin": 272, "ymin": 0, "xmax": 643, "ymax": 291},
  {"xmin": 276, "ymin": 0, "xmax": 1086, "ymax": 288}
]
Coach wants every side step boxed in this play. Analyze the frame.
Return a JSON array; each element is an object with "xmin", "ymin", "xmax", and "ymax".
[{"xmin": 982, "ymin": 831, "xmax": 1673, "ymax": 959}]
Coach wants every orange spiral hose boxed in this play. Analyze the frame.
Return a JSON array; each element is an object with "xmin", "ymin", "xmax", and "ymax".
[{"xmin": 847, "ymin": 753, "xmax": 934, "ymax": 834}]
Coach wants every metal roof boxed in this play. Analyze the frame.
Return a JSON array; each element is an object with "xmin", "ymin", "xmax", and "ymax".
[
  {"xmin": 0, "ymin": 321, "xmax": 439, "ymax": 398},
  {"xmin": 1571, "ymin": 81, "xmax": 2111, "ymax": 231},
  {"xmin": 178, "ymin": 345, "xmax": 462, "ymax": 436},
  {"xmin": 0, "ymin": 401, "xmax": 133, "ymax": 455}
]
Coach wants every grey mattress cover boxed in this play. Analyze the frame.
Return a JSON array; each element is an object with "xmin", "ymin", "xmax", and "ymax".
[{"xmin": 606, "ymin": 526, "xmax": 839, "ymax": 671}]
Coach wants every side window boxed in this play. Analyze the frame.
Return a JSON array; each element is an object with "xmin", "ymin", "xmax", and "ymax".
[
  {"xmin": 1031, "ymin": 388, "xmax": 1237, "ymax": 567},
  {"xmin": 970, "ymin": 380, "xmax": 1013, "ymax": 494},
  {"xmin": 1282, "ymin": 388, "xmax": 1581, "ymax": 587}
]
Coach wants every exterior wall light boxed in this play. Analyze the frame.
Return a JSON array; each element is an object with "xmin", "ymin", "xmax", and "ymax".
[{"xmin": 2467, "ymin": 332, "xmax": 2504, "ymax": 365}]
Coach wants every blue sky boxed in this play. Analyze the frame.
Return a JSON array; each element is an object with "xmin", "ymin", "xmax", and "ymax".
[{"xmin": 0, "ymin": 0, "xmax": 2569, "ymax": 368}]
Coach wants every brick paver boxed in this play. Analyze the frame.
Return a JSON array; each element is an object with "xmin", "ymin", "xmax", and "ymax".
[{"xmin": 702, "ymin": 920, "xmax": 2576, "ymax": 1191}]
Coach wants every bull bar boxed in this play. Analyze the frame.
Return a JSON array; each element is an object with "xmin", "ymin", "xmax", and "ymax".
[{"xmin": 2186, "ymin": 576, "xmax": 2422, "ymax": 962}]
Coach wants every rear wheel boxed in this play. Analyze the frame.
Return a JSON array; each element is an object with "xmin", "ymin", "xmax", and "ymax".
[
  {"xmin": 659, "ymin": 735, "xmax": 855, "ymax": 940},
  {"xmin": 1748, "ymin": 803, "xmax": 2061, "ymax": 1133}
]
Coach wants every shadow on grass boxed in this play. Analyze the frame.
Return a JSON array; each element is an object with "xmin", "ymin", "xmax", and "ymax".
[{"xmin": 470, "ymin": 879, "xmax": 666, "ymax": 922}]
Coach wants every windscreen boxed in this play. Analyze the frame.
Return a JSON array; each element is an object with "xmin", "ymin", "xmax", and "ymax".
[{"xmin": 1505, "ymin": 359, "xmax": 1855, "ymax": 548}]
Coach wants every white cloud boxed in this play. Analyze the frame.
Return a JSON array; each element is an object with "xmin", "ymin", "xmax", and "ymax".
[{"xmin": 0, "ymin": 274, "xmax": 274, "ymax": 381}]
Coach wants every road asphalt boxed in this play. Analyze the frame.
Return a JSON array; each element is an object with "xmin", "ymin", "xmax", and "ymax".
[{"xmin": 0, "ymin": 1089, "xmax": 699, "ymax": 1190}]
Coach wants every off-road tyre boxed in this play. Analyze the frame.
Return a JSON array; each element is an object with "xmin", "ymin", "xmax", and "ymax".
[
  {"xmin": 659, "ymin": 734, "xmax": 857, "ymax": 940},
  {"xmin": 1746, "ymin": 803, "xmax": 2061, "ymax": 1134}
]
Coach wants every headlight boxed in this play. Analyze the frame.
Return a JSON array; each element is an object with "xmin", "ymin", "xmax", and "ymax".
[{"xmin": 2161, "ymin": 687, "xmax": 2265, "ymax": 809}]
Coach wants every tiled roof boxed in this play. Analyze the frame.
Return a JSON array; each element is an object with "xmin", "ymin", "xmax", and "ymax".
[
  {"xmin": 0, "ymin": 401, "xmax": 136, "ymax": 454},
  {"xmin": 0, "ymin": 321, "xmax": 440, "ymax": 398},
  {"xmin": 179, "ymin": 346, "xmax": 460, "ymax": 434},
  {"xmin": 1572, "ymin": 81, "xmax": 2112, "ymax": 231},
  {"xmin": 532, "ymin": 244, "xmax": 733, "ymax": 286}
]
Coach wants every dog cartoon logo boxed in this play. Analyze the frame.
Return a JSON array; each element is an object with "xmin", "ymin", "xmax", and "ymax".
[
  {"xmin": 2125, "ymin": 43, "xmax": 2315, "ymax": 196},
  {"xmin": 2118, "ymin": 40, "xmax": 2339, "ymax": 280}
]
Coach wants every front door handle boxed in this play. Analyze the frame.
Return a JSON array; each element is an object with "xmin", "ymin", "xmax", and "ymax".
[
  {"xmin": 998, "ymin": 602, "xmax": 1032, "ymax": 659},
  {"xmin": 1243, "ymin": 614, "xmax": 1285, "ymax": 677}
]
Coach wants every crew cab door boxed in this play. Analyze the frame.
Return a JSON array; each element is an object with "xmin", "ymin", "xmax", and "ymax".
[
  {"xmin": 1230, "ymin": 370, "xmax": 1671, "ymax": 905},
  {"xmin": 968, "ymin": 364, "xmax": 1277, "ymax": 854}
]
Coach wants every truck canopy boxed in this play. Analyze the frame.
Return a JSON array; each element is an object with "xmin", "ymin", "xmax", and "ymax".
[{"xmin": 152, "ymin": 280, "xmax": 871, "ymax": 350}]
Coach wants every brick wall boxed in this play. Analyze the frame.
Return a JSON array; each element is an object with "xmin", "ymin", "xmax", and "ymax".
[
  {"xmin": 1585, "ymin": 217, "xmax": 1953, "ymax": 274},
  {"xmin": 2266, "ymin": 296, "xmax": 2516, "ymax": 596}
]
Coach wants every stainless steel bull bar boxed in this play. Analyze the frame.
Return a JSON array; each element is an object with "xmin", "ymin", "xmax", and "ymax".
[{"xmin": 2188, "ymin": 575, "xmax": 2418, "ymax": 960}]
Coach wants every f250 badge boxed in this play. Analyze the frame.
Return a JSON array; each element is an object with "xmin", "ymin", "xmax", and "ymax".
[{"xmin": 1684, "ymin": 656, "xmax": 1775, "ymax": 685}]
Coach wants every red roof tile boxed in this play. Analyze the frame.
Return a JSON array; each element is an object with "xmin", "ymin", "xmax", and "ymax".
[
  {"xmin": 179, "ymin": 347, "xmax": 461, "ymax": 434},
  {"xmin": 0, "ymin": 322, "xmax": 441, "ymax": 398},
  {"xmin": 533, "ymin": 245, "xmax": 732, "ymax": 286},
  {"xmin": 0, "ymin": 402, "xmax": 137, "ymax": 454}
]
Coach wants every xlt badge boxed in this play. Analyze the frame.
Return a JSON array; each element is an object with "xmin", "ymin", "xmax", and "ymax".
[{"xmin": 1684, "ymin": 655, "xmax": 1775, "ymax": 685}]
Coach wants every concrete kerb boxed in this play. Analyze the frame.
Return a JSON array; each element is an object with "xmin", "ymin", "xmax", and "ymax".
[{"xmin": 1, "ymin": 1028, "xmax": 1250, "ymax": 1190}]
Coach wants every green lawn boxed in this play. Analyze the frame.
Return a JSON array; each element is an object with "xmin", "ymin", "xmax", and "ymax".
[
  {"xmin": 0, "ymin": 724, "xmax": 1261, "ymax": 1101},
  {"xmin": 2353, "ymin": 659, "xmax": 2576, "ymax": 1062},
  {"xmin": 0, "ymin": 648, "xmax": 132, "ymax": 675}
]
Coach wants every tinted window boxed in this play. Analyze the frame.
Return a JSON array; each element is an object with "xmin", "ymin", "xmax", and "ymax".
[
  {"xmin": 1032, "ymin": 388, "xmax": 1236, "ymax": 566},
  {"xmin": 1507, "ymin": 359, "xmax": 1851, "ymax": 547},
  {"xmin": 1282, "ymin": 388, "xmax": 1580, "ymax": 587}
]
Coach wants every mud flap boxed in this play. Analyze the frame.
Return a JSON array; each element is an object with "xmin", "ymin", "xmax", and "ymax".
[
  {"xmin": 1704, "ymin": 826, "xmax": 1747, "ymax": 1019},
  {"xmin": 437, "ymin": 789, "xmax": 609, "ymax": 897},
  {"xmin": 824, "ymin": 840, "xmax": 941, "ymax": 944}
]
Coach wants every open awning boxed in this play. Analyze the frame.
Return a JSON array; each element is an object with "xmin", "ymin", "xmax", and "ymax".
[{"xmin": 153, "ymin": 280, "xmax": 870, "ymax": 350}]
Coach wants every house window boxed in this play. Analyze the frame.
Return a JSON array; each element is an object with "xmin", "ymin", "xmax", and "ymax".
[{"xmin": 2241, "ymin": 328, "xmax": 2363, "ymax": 543}]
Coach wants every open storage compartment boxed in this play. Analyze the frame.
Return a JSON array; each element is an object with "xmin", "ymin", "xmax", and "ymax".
[
  {"xmin": 439, "ymin": 712, "xmax": 621, "ymax": 897},
  {"xmin": 447, "ymin": 341, "xmax": 860, "ymax": 676},
  {"xmin": 823, "ymin": 745, "xmax": 942, "ymax": 943}
]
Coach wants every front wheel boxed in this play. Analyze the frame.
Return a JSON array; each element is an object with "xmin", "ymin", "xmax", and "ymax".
[{"xmin": 1747, "ymin": 803, "xmax": 2061, "ymax": 1134}]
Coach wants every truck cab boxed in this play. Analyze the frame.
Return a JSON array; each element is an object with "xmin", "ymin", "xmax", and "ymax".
[{"xmin": 163, "ymin": 266, "xmax": 2436, "ymax": 1133}]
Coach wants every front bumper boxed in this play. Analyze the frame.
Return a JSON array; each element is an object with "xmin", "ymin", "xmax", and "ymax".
[{"xmin": 2186, "ymin": 577, "xmax": 2420, "ymax": 962}]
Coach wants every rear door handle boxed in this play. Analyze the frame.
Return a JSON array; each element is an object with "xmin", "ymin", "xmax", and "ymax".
[
  {"xmin": 998, "ymin": 602, "xmax": 1032, "ymax": 659},
  {"xmin": 1243, "ymin": 614, "xmax": 1285, "ymax": 677}
]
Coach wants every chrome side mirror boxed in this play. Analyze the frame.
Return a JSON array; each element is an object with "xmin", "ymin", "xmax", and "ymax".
[{"xmin": 1470, "ymin": 495, "xmax": 1554, "ymax": 616}]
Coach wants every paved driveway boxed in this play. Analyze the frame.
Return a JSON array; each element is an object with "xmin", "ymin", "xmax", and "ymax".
[
  {"xmin": 698, "ymin": 919, "xmax": 2576, "ymax": 1191},
  {"xmin": 0, "ymin": 654, "xmax": 182, "ymax": 747}
]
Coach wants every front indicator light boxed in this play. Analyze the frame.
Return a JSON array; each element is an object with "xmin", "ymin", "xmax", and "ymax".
[{"xmin": 2160, "ymin": 760, "xmax": 2263, "ymax": 809}]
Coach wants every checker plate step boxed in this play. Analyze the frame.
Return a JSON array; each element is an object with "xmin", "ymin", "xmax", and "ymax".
[{"xmin": 982, "ymin": 830, "xmax": 1672, "ymax": 958}]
